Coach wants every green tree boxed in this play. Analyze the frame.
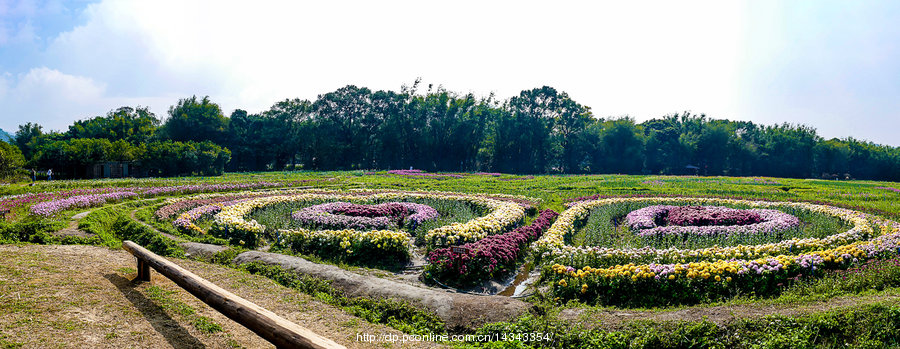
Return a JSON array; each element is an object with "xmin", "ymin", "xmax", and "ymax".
[
  {"xmin": 160, "ymin": 96, "xmax": 229, "ymax": 144},
  {"xmin": 31, "ymin": 138, "xmax": 112, "ymax": 178},
  {"xmin": 588, "ymin": 117, "xmax": 644, "ymax": 174},
  {"xmin": 14, "ymin": 122, "xmax": 44, "ymax": 161},
  {"xmin": 814, "ymin": 139, "xmax": 851, "ymax": 178},
  {"xmin": 696, "ymin": 121, "xmax": 731, "ymax": 175},
  {"xmin": 494, "ymin": 87, "xmax": 565, "ymax": 173},
  {"xmin": 69, "ymin": 106, "xmax": 160, "ymax": 143},
  {"xmin": 549, "ymin": 92, "xmax": 591, "ymax": 173},
  {"xmin": 311, "ymin": 85, "xmax": 375, "ymax": 169},
  {"xmin": 372, "ymin": 89, "xmax": 412, "ymax": 169},
  {"xmin": 262, "ymin": 99, "xmax": 311, "ymax": 169},
  {"xmin": 757, "ymin": 124, "xmax": 819, "ymax": 178},
  {"xmin": 0, "ymin": 140, "xmax": 25, "ymax": 180},
  {"xmin": 143, "ymin": 140, "xmax": 230, "ymax": 176}
]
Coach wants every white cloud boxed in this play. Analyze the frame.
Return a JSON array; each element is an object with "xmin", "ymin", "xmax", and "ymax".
[
  {"xmin": 5, "ymin": 0, "xmax": 895, "ymax": 146},
  {"xmin": 16, "ymin": 66, "xmax": 104, "ymax": 98},
  {"xmin": 0, "ymin": 67, "xmax": 105, "ymax": 131},
  {"xmin": 0, "ymin": 67, "xmax": 168, "ymax": 132},
  {"xmin": 18, "ymin": 0, "xmax": 746, "ymax": 125}
]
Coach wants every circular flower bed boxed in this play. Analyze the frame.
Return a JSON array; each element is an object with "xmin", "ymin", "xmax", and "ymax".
[
  {"xmin": 202, "ymin": 190, "xmax": 528, "ymax": 260},
  {"xmin": 154, "ymin": 188, "xmax": 540, "ymax": 269},
  {"xmin": 625, "ymin": 205, "xmax": 800, "ymax": 237},
  {"xmin": 534, "ymin": 197, "xmax": 900, "ymax": 306},
  {"xmin": 291, "ymin": 201, "xmax": 439, "ymax": 230}
]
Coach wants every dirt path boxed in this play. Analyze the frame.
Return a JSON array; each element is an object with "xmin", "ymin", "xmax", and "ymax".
[
  {"xmin": 0, "ymin": 244, "xmax": 445, "ymax": 348},
  {"xmin": 234, "ymin": 251, "xmax": 531, "ymax": 330},
  {"xmin": 52, "ymin": 198, "xmax": 161, "ymax": 238},
  {"xmin": 52, "ymin": 210, "xmax": 97, "ymax": 238}
]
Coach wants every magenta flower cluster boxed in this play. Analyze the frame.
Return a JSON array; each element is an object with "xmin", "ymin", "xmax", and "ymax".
[
  {"xmin": 387, "ymin": 169, "xmax": 464, "ymax": 179},
  {"xmin": 426, "ymin": 209, "xmax": 558, "ymax": 285},
  {"xmin": 139, "ymin": 182, "xmax": 281, "ymax": 196},
  {"xmin": 876, "ymin": 186, "xmax": 900, "ymax": 193},
  {"xmin": 355, "ymin": 189, "xmax": 538, "ymax": 212},
  {"xmin": 2, "ymin": 187, "xmax": 128, "ymax": 216},
  {"xmin": 28, "ymin": 192, "xmax": 138, "ymax": 216},
  {"xmin": 625, "ymin": 205, "xmax": 800, "ymax": 237},
  {"xmin": 291, "ymin": 202, "xmax": 439, "ymax": 230},
  {"xmin": 666, "ymin": 206, "xmax": 764, "ymax": 226},
  {"xmin": 386, "ymin": 169, "xmax": 504, "ymax": 178},
  {"xmin": 9, "ymin": 181, "xmax": 282, "ymax": 218}
]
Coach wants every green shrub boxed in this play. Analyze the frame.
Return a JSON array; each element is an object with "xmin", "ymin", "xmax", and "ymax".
[{"xmin": 112, "ymin": 216, "xmax": 184, "ymax": 258}]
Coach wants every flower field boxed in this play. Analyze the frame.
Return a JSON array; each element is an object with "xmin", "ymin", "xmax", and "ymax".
[
  {"xmin": 536, "ymin": 196, "xmax": 900, "ymax": 306},
  {"xmin": 4, "ymin": 171, "xmax": 900, "ymax": 347}
]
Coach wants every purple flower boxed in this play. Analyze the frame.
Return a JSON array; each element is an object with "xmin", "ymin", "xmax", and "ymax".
[
  {"xmin": 387, "ymin": 169, "xmax": 464, "ymax": 179},
  {"xmin": 625, "ymin": 205, "xmax": 800, "ymax": 238},
  {"xmin": 292, "ymin": 202, "xmax": 439, "ymax": 230},
  {"xmin": 29, "ymin": 191, "xmax": 138, "ymax": 216},
  {"xmin": 426, "ymin": 209, "xmax": 559, "ymax": 284}
]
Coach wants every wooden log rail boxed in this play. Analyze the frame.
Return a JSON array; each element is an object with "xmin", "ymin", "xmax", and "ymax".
[{"xmin": 122, "ymin": 240, "xmax": 345, "ymax": 349}]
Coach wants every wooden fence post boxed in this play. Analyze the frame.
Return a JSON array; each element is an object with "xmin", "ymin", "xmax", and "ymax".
[
  {"xmin": 137, "ymin": 259, "xmax": 151, "ymax": 281},
  {"xmin": 122, "ymin": 240, "xmax": 345, "ymax": 349}
]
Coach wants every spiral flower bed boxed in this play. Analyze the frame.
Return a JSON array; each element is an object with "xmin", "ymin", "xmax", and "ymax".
[
  {"xmin": 625, "ymin": 205, "xmax": 800, "ymax": 237},
  {"xmin": 204, "ymin": 190, "xmax": 527, "ymax": 258},
  {"xmin": 535, "ymin": 197, "xmax": 900, "ymax": 306},
  {"xmin": 291, "ymin": 202, "xmax": 439, "ymax": 230}
]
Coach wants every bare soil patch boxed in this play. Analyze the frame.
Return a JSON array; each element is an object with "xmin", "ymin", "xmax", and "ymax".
[
  {"xmin": 0, "ymin": 244, "xmax": 445, "ymax": 348},
  {"xmin": 234, "ymin": 251, "xmax": 532, "ymax": 331}
]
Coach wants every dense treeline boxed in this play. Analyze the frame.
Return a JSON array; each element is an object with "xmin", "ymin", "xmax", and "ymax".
[
  {"xmin": 3, "ymin": 82, "xmax": 900, "ymax": 181},
  {"xmin": 10, "ymin": 103, "xmax": 230, "ymax": 178}
]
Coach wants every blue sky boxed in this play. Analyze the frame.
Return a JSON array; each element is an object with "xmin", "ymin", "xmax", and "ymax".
[{"xmin": 1, "ymin": 0, "xmax": 898, "ymax": 146}]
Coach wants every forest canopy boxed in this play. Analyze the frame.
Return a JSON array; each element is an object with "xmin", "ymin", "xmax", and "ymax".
[{"xmin": 4, "ymin": 82, "xmax": 899, "ymax": 181}]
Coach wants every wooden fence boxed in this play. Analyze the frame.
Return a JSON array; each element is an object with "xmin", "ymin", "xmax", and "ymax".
[{"xmin": 122, "ymin": 240, "xmax": 345, "ymax": 349}]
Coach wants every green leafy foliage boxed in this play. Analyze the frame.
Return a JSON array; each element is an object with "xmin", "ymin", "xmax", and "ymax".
[
  {"xmin": 68, "ymin": 106, "xmax": 160, "ymax": 144},
  {"xmin": 160, "ymin": 95, "xmax": 229, "ymax": 144},
  {"xmin": 464, "ymin": 304, "xmax": 900, "ymax": 348},
  {"xmin": 111, "ymin": 216, "xmax": 185, "ymax": 258},
  {"xmin": 0, "ymin": 140, "xmax": 25, "ymax": 180},
  {"xmin": 6, "ymin": 85, "xmax": 900, "ymax": 180},
  {"xmin": 0, "ymin": 220, "xmax": 66, "ymax": 244}
]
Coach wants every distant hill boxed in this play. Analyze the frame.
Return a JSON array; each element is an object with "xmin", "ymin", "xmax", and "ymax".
[{"xmin": 0, "ymin": 129, "xmax": 11, "ymax": 143}]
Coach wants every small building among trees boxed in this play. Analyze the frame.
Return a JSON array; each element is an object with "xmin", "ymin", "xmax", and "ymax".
[{"xmin": 85, "ymin": 161, "xmax": 149, "ymax": 179}]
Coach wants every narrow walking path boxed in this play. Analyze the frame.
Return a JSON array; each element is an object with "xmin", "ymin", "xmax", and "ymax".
[{"xmin": 52, "ymin": 209, "xmax": 98, "ymax": 238}]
